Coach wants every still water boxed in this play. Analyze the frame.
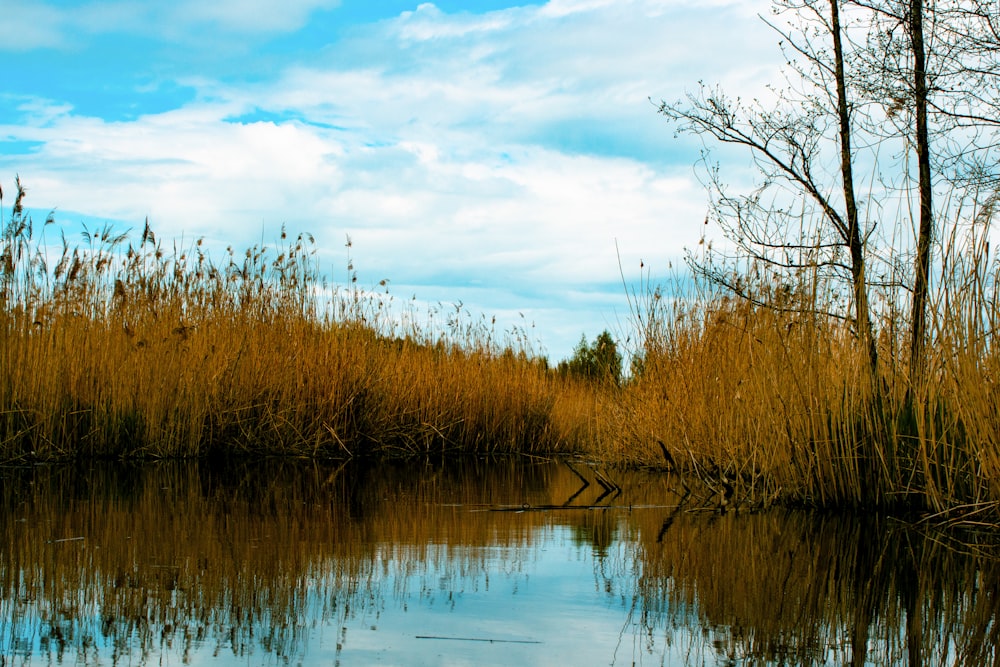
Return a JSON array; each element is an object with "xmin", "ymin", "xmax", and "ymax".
[{"xmin": 0, "ymin": 458, "xmax": 998, "ymax": 666}]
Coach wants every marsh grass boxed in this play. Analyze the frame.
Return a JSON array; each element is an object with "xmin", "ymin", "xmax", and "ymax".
[
  {"xmin": 613, "ymin": 214, "xmax": 1000, "ymax": 518},
  {"xmin": 3, "ymin": 178, "xmax": 1000, "ymax": 518},
  {"xmin": 0, "ymin": 181, "xmax": 591, "ymax": 460}
]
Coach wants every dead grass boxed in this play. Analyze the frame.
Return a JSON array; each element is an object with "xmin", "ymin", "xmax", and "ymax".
[
  {"xmin": 609, "ymin": 236, "xmax": 1000, "ymax": 517},
  {"xmin": 0, "ymin": 185, "xmax": 583, "ymax": 460},
  {"xmin": 4, "ymin": 177, "xmax": 1000, "ymax": 518}
]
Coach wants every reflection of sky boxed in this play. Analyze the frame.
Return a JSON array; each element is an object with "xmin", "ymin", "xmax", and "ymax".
[
  {"xmin": 329, "ymin": 527, "xmax": 643, "ymax": 667},
  {"xmin": 0, "ymin": 457, "xmax": 988, "ymax": 667},
  {"xmin": 2, "ymin": 522, "xmax": 692, "ymax": 666},
  {"xmin": 1, "ymin": 514, "xmax": 954, "ymax": 667}
]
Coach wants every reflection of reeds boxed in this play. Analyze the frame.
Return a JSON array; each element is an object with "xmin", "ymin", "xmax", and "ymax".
[
  {"xmin": 0, "ymin": 461, "xmax": 524, "ymax": 661},
  {"xmin": 630, "ymin": 507, "xmax": 1000, "ymax": 666},
  {"xmin": 2, "ymin": 462, "xmax": 999, "ymax": 665},
  {"xmin": 0, "ymin": 460, "xmax": 648, "ymax": 661}
]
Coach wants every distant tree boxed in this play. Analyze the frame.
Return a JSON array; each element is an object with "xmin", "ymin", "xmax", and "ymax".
[
  {"xmin": 592, "ymin": 331, "xmax": 623, "ymax": 385},
  {"xmin": 559, "ymin": 330, "xmax": 622, "ymax": 385},
  {"xmin": 558, "ymin": 335, "xmax": 590, "ymax": 379},
  {"xmin": 628, "ymin": 351, "xmax": 646, "ymax": 380}
]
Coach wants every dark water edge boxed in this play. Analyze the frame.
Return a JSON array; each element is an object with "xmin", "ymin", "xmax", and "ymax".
[{"xmin": 1, "ymin": 458, "xmax": 999, "ymax": 666}]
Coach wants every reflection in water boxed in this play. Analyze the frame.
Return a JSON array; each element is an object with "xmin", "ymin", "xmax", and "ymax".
[{"xmin": 0, "ymin": 459, "xmax": 998, "ymax": 666}]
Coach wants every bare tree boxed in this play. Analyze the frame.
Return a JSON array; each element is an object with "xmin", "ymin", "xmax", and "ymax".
[
  {"xmin": 924, "ymin": 1, "xmax": 1000, "ymax": 155},
  {"xmin": 847, "ymin": 0, "xmax": 935, "ymax": 379},
  {"xmin": 660, "ymin": 0, "xmax": 1000, "ymax": 384},
  {"xmin": 658, "ymin": 0, "xmax": 879, "ymax": 374},
  {"xmin": 847, "ymin": 0, "xmax": 1000, "ymax": 378},
  {"xmin": 908, "ymin": 0, "xmax": 935, "ymax": 379}
]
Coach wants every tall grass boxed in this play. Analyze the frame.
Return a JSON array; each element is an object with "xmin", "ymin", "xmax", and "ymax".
[
  {"xmin": 610, "ymin": 210, "xmax": 1000, "ymax": 518},
  {"xmin": 4, "ymin": 177, "xmax": 1000, "ymax": 519},
  {"xmin": 0, "ymin": 180, "xmax": 596, "ymax": 460}
]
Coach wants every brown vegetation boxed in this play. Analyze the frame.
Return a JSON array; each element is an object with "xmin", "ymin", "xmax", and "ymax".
[
  {"xmin": 0, "ymin": 184, "xmax": 594, "ymax": 461},
  {"xmin": 613, "ymin": 268, "xmax": 1000, "ymax": 516},
  {"xmin": 2, "ymin": 179, "xmax": 1000, "ymax": 520}
]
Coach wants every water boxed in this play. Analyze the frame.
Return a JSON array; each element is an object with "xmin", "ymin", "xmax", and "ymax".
[{"xmin": 0, "ymin": 458, "xmax": 998, "ymax": 666}]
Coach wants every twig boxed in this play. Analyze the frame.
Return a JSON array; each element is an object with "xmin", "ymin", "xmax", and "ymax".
[{"xmin": 415, "ymin": 635, "xmax": 542, "ymax": 644}]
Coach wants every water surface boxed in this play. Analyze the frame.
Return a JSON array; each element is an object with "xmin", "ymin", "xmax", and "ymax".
[{"xmin": 1, "ymin": 458, "xmax": 998, "ymax": 665}]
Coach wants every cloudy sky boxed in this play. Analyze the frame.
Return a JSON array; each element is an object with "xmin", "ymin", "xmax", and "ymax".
[{"xmin": 1, "ymin": 0, "xmax": 782, "ymax": 360}]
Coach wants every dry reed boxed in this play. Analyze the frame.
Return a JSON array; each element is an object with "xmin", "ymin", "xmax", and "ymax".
[
  {"xmin": 0, "ymin": 184, "xmax": 582, "ymax": 460},
  {"xmin": 609, "ymin": 224, "xmax": 1000, "ymax": 518},
  {"xmin": 4, "ymin": 178, "xmax": 1000, "ymax": 519}
]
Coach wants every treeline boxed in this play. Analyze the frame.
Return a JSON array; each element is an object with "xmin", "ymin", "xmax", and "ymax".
[{"xmin": 556, "ymin": 331, "xmax": 623, "ymax": 386}]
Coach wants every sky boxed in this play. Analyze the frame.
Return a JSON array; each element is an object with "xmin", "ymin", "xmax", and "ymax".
[{"xmin": 0, "ymin": 0, "xmax": 784, "ymax": 361}]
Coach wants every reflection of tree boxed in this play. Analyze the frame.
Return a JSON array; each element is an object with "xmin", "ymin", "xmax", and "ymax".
[
  {"xmin": 632, "ymin": 511, "xmax": 1000, "ymax": 665},
  {"xmin": 569, "ymin": 512, "xmax": 619, "ymax": 559}
]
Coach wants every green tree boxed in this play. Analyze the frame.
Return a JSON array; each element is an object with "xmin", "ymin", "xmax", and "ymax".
[{"xmin": 559, "ymin": 330, "xmax": 622, "ymax": 385}]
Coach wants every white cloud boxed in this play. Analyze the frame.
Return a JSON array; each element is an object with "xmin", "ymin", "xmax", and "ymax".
[
  {"xmin": 2, "ymin": 4, "xmax": 66, "ymax": 51},
  {"xmin": 2, "ymin": 104, "xmax": 343, "ymax": 236},
  {"xmin": 538, "ymin": 0, "xmax": 619, "ymax": 19},
  {"xmin": 173, "ymin": 0, "xmax": 342, "ymax": 33},
  {"xmin": 0, "ymin": 0, "xmax": 343, "ymax": 52},
  {"xmin": 396, "ymin": 3, "xmax": 517, "ymax": 41}
]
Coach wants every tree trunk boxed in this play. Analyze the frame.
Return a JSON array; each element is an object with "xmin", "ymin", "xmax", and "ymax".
[
  {"xmin": 909, "ymin": 0, "xmax": 934, "ymax": 383},
  {"xmin": 831, "ymin": 0, "xmax": 877, "ymax": 377}
]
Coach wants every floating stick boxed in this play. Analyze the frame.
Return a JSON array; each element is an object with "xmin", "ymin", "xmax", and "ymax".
[{"xmin": 415, "ymin": 635, "xmax": 542, "ymax": 644}]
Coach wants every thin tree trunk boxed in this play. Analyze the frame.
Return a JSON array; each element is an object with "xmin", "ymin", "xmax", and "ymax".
[
  {"xmin": 909, "ymin": 0, "xmax": 934, "ymax": 383},
  {"xmin": 831, "ymin": 0, "xmax": 877, "ymax": 377}
]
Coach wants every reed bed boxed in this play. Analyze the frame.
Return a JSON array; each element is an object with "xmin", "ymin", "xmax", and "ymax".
[
  {"xmin": 610, "ymin": 242, "xmax": 1000, "ymax": 517},
  {"xmin": 0, "ymin": 182, "xmax": 596, "ymax": 460},
  {"xmin": 4, "ymin": 177, "xmax": 1000, "ymax": 519}
]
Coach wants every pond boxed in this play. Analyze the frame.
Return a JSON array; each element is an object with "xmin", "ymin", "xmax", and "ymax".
[{"xmin": 0, "ymin": 458, "xmax": 998, "ymax": 666}]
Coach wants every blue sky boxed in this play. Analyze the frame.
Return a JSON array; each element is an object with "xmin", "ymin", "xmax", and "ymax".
[{"xmin": 1, "ymin": 0, "xmax": 781, "ymax": 360}]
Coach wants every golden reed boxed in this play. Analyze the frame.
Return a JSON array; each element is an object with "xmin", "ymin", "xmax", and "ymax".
[{"xmin": 2, "ymin": 179, "xmax": 999, "ymax": 519}]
